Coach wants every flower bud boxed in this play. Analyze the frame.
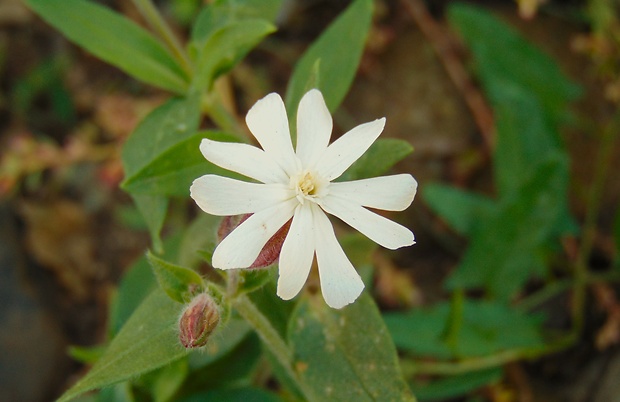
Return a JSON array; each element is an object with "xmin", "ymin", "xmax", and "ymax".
[
  {"xmin": 217, "ymin": 214, "xmax": 291, "ymax": 269},
  {"xmin": 178, "ymin": 293, "xmax": 220, "ymax": 348}
]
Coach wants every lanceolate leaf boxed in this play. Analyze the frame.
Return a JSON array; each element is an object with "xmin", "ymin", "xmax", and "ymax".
[
  {"xmin": 121, "ymin": 95, "xmax": 202, "ymax": 184},
  {"xmin": 288, "ymin": 294, "xmax": 415, "ymax": 402},
  {"xmin": 447, "ymin": 3, "xmax": 580, "ymax": 123},
  {"xmin": 384, "ymin": 300, "xmax": 544, "ymax": 359},
  {"xmin": 192, "ymin": 20, "xmax": 275, "ymax": 91},
  {"xmin": 122, "ymin": 131, "xmax": 241, "ymax": 196},
  {"xmin": 339, "ymin": 138, "xmax": 413, "ymax": 182},
  {"xmin": 285, "ymin": 0, "xmax": 373, "ymax": 119},
  {"xmin": 446, "ymin": 155, "xmax": 569, "ymax": 299},
  {"xmin": 132, "ymin": 194, "xmax": 168, "ymax": 253},
  {"xmin": 147, "ymin": 251, "xmax": 205, "ymax": 303},
  {"xmin": 26, "ymin": 0, "xmax": 189, "ymax": 93},
  {"xmin": 121, "ymin": 95, "xmax": 201, "ymax": 246},
  {"xmin": 191, "ymin": 0, "xmax": 283, "ymax": 43},
  {"xmin": 58, "ymin": 290, "xmax": 187, "ymax": 402},
  {"xmin": 422, "ymin": 183, "xmax": 496, "ymax": 236}
]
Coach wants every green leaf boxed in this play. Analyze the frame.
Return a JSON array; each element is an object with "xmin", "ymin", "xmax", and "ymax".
[
  {"xmin": 446, "ymin": 155, "xmax": 570, "ymax": 299},
  {"xmin": 187, "ymin": 317, "xmax": 252, "ymax": 369},
  {"xmin": 493, "ymin": 90, "xmax": 578, "ymax": 237},
  {"xmin": 288, "ymin": 294, "xmax": 416, "ymax": 402},
  {"xmin": 178, "ymin": 387, "xmax": 283, "ymax": 402},
  {"xmin": 247, "ymin": 278, "xmax": 295, "ymax": 338},
  {"xmin": 411, "ymin": 368, "xmax": 503, "ymax": 401},
  {"xmin": 131, "ymin": 194, "xmax": 167, "ymax": 253},
  {"xmin": 285, "ymin": 0, "xmax": 373, "ymax": 118},
  {"xmin": 384, "ymin": 304, "xmax": 454, "ymax": 360},
  {"xmin": 146, "ymin": 251, "xmax": 205, "ymax": 303},
  {"xmin": 108, "ymin": 256, "xmax": 157, "ymax": 336},
  {"xmin": 447, "ymin": 3, "xmax": 580, "ymax": 123},
  {"xmin": 122, "ymin": 95, "xmax": 202, "ymax": 186},
  {"xmin": 68, "ymin": 345, "xmax": 106, "ymax": 365},
  {"xmin": 178, "ymin": 213, "xmax": 221, "ymax": 268},
  {"xmin": 58, "ymin": 290, "xmax": 187, "ymax": 402},
  {"xmin": 122, "ymin": 131, "xmax": 241, "ymax": 196},
  {"xmin": 422, "ymin": 183, "xmax": 496, "ymax": 236},
  {"xmin": 384, "ymin": 300, "xmax": 543, "ymax": 359},
  {"xmin": 192, "ymin": 19, "xmax": 275, "ymax": 91},
  {"xmin": 180, "ymin": 333, "xmax": 263, "ymax": 394},
  {"xmin": 26, "ymin": 0, "xmax": 189, "ymax": 93},
  {"xmin": 340, "ymin": 232, "xmax": 378, "ymax": 268},
  {"xmin": 191, "ymin": 0, "xmax": 283, "ymax": 42},
  {"xmin": 238, "ymin": 269, "xmax": 274, "ymax": 294},
  {"xmin": 339, "ymin": 138, "xmax": 413, "ymax": 182},
  {"xmin": 96, "ymin": 382, "xmax": 134, "ymax": 402},
  {"xmin": 137, "ymin": 358, "xmax": 188, "ymax": 402},
  {"xmin": 492, "ymin": 88, "xmax": 562, "ymax": 197},
  {"xmin": 121, "ymin": 95, "xmax": 201, "ymax": 236},
  {"xmin": 109, "ymin": 234, "xmax": 185, "ymax": 335}
]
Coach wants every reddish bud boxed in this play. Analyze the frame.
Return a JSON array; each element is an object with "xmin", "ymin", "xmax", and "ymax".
[
  {"xmin": 178, "ymin": 293, "xmax": 220, "ymax": 348},
  {"xmin": 217, "ymin": 214, "xmax": 292, "ymax": 269}
]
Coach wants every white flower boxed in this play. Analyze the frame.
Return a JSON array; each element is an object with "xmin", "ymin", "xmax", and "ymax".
[{"xmin": 190, "ymin": 89, "xmax": 417, "ymax": 309}]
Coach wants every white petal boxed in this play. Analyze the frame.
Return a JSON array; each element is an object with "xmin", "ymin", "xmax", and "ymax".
[
  {"xmin": 190, "ymin": 175, "xmax": 293, "ymax": 216},
  {"xmin": 296, "ymin": 89, "xmax": 332, "ymax": 169},
  {"xmin": 316, "ymin": 118, "xmax": 386, "ymax": 181},
  {"xmin": 328, "ymin": 174, "xmax": 417, "ymax": 211},
  {"xmin": 314, "ymin": 207, "xmax": 364, "ymax": 309},
  {"xmin": 245, "ymin": 93, "xmax": 298, "ymax": 175},
  {"xmin": 321, "ymin": 196, "xmax": 414, "ymax": 250},
  {"xmin": 277, "ymin": 203, "xmax": 315, "ymax": 300},
  {"xmin": 211, "ymin": 199, "xmax": 297, "ymax": 269},
  {"xmin": 199, "ymin": 139, "xmax": 288, "ymax": 183}
]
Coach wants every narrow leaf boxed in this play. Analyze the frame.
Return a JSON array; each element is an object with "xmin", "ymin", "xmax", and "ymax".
[
  {"xmin": 26, "ymin": 0, "xmax": 189, "ymax": 93},
  {"xmin": 191, "ymin": 0, "xmax": 283, "ymax": 43},
  {"xmin": 447, "ymin": 3, "xmax": 580, "ymax": 123},
  {"xmin": 122, "ymin": 95, "xmax": 202, "ymax": 182},
  {"xmin": 446, "ymin": 155, "xmax": 570, "ymax": 299},
  {"xmin": 288, "ymin": 294, "xmax": 415, "ymax": 402},
  {"xmin": 192, "ymin": 20, "xmax": 275, "ymax": 91},
  {"xmin": 385, "ymin": 300, "xmax": 543, "ymax": 359},
  {"xmin": 285, "ymin": 0, "xmax": 373, "ymax": 117},
  {"xmin": 411, "ymin": 368, "xmax": 503, "ymax": 401},
  {"xmin": 122, "ymin": 131, "xmax": 241, "ymax": 196},
  {"xmin": 423, "ymin": 183, "xmax": 496, "ymax": 236},
  {"xmin": 132, "ymin": 194, "xmax": 167, "ymax": 253},
  {"xmin": 339, "ymin": 138, "xmax": 413, "ymax": 182},
  {"xmin": 121, "ymin": 95, "xmax": 201, "ymax": 237},
  {"xmin": 179, "ymin": 387, "xmax": 283, "ymax": 402},
  {"xmin": 147, "ymin": 251, "xmax": 205, "ymax": 303},
  {"xmin": 58, "ymin": 290, "xmax": 187, "ymax": 402}
]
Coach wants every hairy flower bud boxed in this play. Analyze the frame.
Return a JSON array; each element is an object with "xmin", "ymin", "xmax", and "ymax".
[{"xmin": 178, "ymin": 293, "xmax": 220, "ymax": 348}]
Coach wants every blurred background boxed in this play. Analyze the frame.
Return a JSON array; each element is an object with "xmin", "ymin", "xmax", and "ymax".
[{"xmin": 1, "ymin": 0, "xmax": 619, "ymax": 401}]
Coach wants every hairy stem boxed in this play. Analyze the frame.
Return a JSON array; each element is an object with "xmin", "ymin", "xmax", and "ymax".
[{"xmin": 233, "ymin": 294, "xmax": 316, "ymax": 401}]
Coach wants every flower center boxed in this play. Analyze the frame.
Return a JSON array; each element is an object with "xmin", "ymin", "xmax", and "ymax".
[
  {"xmin": 291, "ymin": 170, "xmax": 327, "ymax": 204},
  {"xmin": 298, "ymin": 172, "xmax": 316, "ymax": 196}
]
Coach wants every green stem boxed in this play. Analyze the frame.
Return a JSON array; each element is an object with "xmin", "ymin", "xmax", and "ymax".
[
  {"xmin": 517, "ymin": 270, "xmax": 620, "ymax": 313},
  {"xmin": 131, "ymin": 0, "xmax": 192, "ymax": 75},
  {"xmin": 201, "ymin": 91, "xmax": 245, "ymax": 137},
  {"xmin": 232, "ymin": 295, "xmax": 316, "ymax": 401},
  {"xmin": 572, "ymin": 111, "xmax": 620, "ymax": 333},
  {"xmin": 401, "ymin": 334, "xmax": 576, "ymax": 376},
  {"xmin": 443, "ymin": 289, "xmax": 464, "ymax": 353}
]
